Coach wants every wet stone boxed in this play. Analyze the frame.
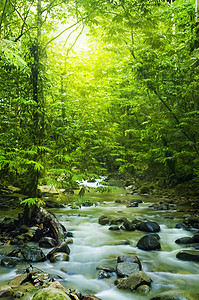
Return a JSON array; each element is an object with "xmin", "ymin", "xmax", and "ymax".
[
  {"xmin": 136, "ymin": 221, "xmax": 160, "ymax": 233},
  {"xmin": 98, "ymin": 215, "xmax": 112, "ymax": 225},
  {"xmin": 98, "ymin": 270, "xmax": 111, "ymax": 279},
  {"xmin": 175, "ymin": 237, "xmax": 194, "ymax": 244},
  {"xmin": 32, "ymin": 287, "xmax": 71, "ymax": 300},
  {"xmin": 9, "ymin": 273, "xmax": 30, "ymax": 288},
  {"xmin": 176, "ymin": 250, "xmax": 199, "ymax": 262},
  {"xmin": 108, "ymin": 226, "xmax": 120, "ymax": 231},
  {"xmin": 116, "ymin": 262, "xmax": 140, "ymax": 277},
  {"xmin": 116, "ymin": 271, "xmax": 152, "ymax": 291},
  {"xmin": 137, "ymin": 234, "xmax": 161, "ymax": 251},
  {"xmin": 117, "ymin": 255, "xmax": 142, "ymax": 270},
  {"xmin": 39, "ymin": 237, "xmax": 57, "ymax": 248},
  {"xmin": 50, "ymin": 252, "xmax": 70, "ymax": 263},
  {"xmin": 21, "ymin": 243, "xmax": 46, "ymax": 262},
  {"xmin": 0, "ymin": 285, "xmax": 14, "ymax": 298},
  {"xmin": 123, "ymin": 220, "xmax": 135, "ymax": 231},
  {"xmin": 136, "ymin": 284, "xmax": 151, "ymax": 295},
  {"xmin": 0, "ymin": 257, "xmax": 19, "ymax": 267},
  {"xmin": 47, "ymin": 241, "xmax": 70, "ymax": 260},
  {"xmin": 96, "ymin": 265, "xmax": 115, "ymax": 273}
]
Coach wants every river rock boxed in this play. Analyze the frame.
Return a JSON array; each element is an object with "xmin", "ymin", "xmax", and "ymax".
[
  {"xmin": 176, "ymin": 250, "xmax": 199, "ymax": 262},
  {"xmin": 0, "ymin": 285, "xmax": 14, "ymax": 298},
  {"xmin": 32, "ymin": 287, "xmax": 71, "ymax": 300},
  {"xmin": 175, "ymin": 223, "xmax": 190, "ymax": 230},
  {"xmin": 0, "ymin": 257, "xmax": 19, "ymax": 267},
  {"xmin": 47, "ymin": 241, "xmax": 70, "ymax": 259},
  {"xmin": 110, "ymin": 217, "xmax": 127, "ymax": 225},
  {"xmin": 21, "ymin": 243, "xmax": 46, "ymax": 262},
  {"xmin": 83, "ymin": 295, "xmax": 102, "ymax": 300},
  {"xmin": 136, "ymin": 284, "xmax": 151, "ymax": 295},
  {"xmin": 116, "ymin": 271, "xmax": 152, "ymax": 291},
  {"xmin": 137, "ymin": 234, "xmax": 161, "ymax": 251},
  {"xmin": 98, "ymin": 215, "xmax": 111, "ymax": 225},
  {"xmin": 50, "ymin": 252, "xmax": 70, "ymax": 263},
  {"xmin": 117, "ymin": 255, "xmax": 142, "ymax": 270},
  {"xmin": 108, "ymin": 226, "xmax": 120, "ymax": 230},
  {"xmin": 116, "ymin": 262, "xmax": 140, "ymax": 277},
  {"xmin": 151, "ymin": 289, "xmax": 199, "ymax": 300},
  {"xmin": 39, "ymin": 237, "xmax": 57, "ymax": 248},
  {"xmin": 123, "ymin": 220, "xmax": 136, "ymax": 231},
  {"xmin": 9, "ymin": 273, "xmax": 30, "ymax": 288},
  {"xmin": 192, "ymin": 233, "xmax": 199, "ymax": 242},
  {"xmin": 98, "ymin": 270, "xmax": 111, "ymax": 279},
  {"xmin": 127, "ymin": 201, "xmax": 139, "ymax": 207},
  {"xmin": 136, "ymin": 221, "xmax": 160, "ymax": 232},
  {"xmin": 96, "ymin": 265, "xmax": 115, "ymax": 273},
  {"xmin": 175, "ymin": 237, "xmax": 194, "ymax": 244}
]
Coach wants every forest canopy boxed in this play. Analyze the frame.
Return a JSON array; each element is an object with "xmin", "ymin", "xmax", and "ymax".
[{"xmin": 0, "ymin": 0, "xmax": 199, "ymax": 196}]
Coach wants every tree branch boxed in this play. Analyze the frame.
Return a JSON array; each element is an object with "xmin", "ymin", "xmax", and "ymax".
[
  {"xmin": 152, "ymin": 87, "xmax": 199, "ymax": 156},
  {"xmin": 42, "ymin": 19, "xmax": 85, "ymax": 52}
]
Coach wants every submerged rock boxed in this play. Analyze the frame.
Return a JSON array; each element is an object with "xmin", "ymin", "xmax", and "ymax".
[
  {"xmin": 176, "ymin": 250, "xmax": 199, "ymax": 262},
  {"xmin": 137, "ymin": 234, "xmax": 161, "ymax": 251},
  {"xmin": 32, "ymin": 287, "xmax": 71, "ymax": 300}
]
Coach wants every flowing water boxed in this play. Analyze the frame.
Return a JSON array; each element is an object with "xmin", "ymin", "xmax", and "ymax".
[{"xmin": 0, "ymin": 184, "xmax": 199, "ymax": 299}]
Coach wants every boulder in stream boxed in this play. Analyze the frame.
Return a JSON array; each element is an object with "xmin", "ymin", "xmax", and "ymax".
[
  {"xmin": 50, "ymin": 252, "xmax": 70, "ymax": 263},
  {"xmin": 175, "ymin": 237, "xmax": 194, "ymax": 244},
  {"xmin": 176, "ymin": 250, "xmax": 199, "ymax": 262},
  {"xmin": 116, "ymin": 262, "xmax": 140, "ymax": 277},
  {"xmin": 98, "ymin": 215, "xmax": 112, "ymax": 225},
  {"xmin": 136, "ymin": 221, "xmax": 160, "ymax": 233},
  {"xmin": 116, "ymin": 271, "xmax": 152, "ymax": 291},
  {"xmin": 47, "ymin": 241, "xmax": 70, "ymax": 260},
  {"xmin": 123, "ymin": 220, "xmax": 136, "ymax": 231},
  {"xmin": 117, "ymin": 255, "xmax": 142, "ymax": 270},
  {"xmin": 21, "ymin": 242, "xmax": 46, "ymax": 262},
  {"xmin": 137, "ymin": 234, "xmax": 161, "ymax": 251},
  {"xmin": 32, "ymin": 287, "xmax": 71, "ymax": 300},
  {"xmin": 0, "ymin": 257, "xmax": 19, "ymax": 267}
]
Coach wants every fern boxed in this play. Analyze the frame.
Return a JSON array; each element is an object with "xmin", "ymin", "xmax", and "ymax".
[{"xmin": 0, "ymin": 39, "xmax": 28, "ymax": 72}]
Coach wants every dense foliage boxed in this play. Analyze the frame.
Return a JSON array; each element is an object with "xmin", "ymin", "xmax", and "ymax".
[{"xmin": 0, "ymin": 0, "xmax": 198, "ymax": 195}]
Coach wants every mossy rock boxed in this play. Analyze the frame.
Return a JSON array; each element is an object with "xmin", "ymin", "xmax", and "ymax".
[{"xmin": 32, "ymin": 287, "xmax": 71, "ymax": 300}]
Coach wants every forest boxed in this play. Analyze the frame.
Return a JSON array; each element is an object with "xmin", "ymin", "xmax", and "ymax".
[{"xmin": 0, "ymin": 0, "xmax": 198, "ymax": 197}]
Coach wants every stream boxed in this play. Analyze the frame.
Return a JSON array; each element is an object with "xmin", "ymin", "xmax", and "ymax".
[{"xmin": 0, "ymin": 184, "xmax": 199, "ymax": 299}]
